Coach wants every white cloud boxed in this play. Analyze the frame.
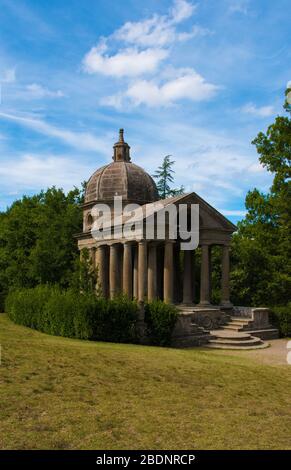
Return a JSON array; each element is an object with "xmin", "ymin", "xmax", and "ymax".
[
  {"xmin": 241, "ymin": 102, "xmax": 275, "ymax": 117},
  {"xmin": 228, "ymin": 0, "xmax": 250, "ymax": 15},
  {"xmin": 0, "ymin": 112, "xmax": 108, "ymax": 153},
  {"xmin": 105, "ymin": 69, "xmax": 219, "ymax": 107},
  {"xmin": 114, "ymin": 16, "xmax": 176, "ymax": 48},
  {"xmin": 26, "ymin": 83, "xmax": 64, "ymax": 98},
  {"xmin": 82, "ymin": 0, "xmax": 215, "ymax": 108},
  {"xmin": 1, "ymin": 68, "xmax": 16, "ymax": 83},
  {"xmin": 83, "ymin": 44, "xmax": 168, "ymax": 77},
  {"xmin": 219, "ymin": 209, "xmax": 246, "ymax": 216},
  {"xmin": 170, "ymin": 0, "xmax": 196, "ymax": 24},
  {"xmin": 0, "ymin": 154, "xmax": 92, "ymax": 191},
  {"xmin": 113, "ymin": 0, "xmax": 202, "ymax": 48},
  {"xmin": 128, "ymin": 120, "xmax": 271, "ymax": 208}
]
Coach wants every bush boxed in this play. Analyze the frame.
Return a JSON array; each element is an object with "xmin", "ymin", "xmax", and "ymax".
[
  {"xmin": 270, "ymin": 303, "xmax": 291, "ymax": 337},
  {"xmin": 5, "ymin": 285, "xmax": 57, "ymax": 330},
  {"xmin": 94, "ymin": 295, "xmax": 139, "ymax": 343},
  {"xmin": 5, "ymin": 287, "xmax": 139, "ymax": 343},
  {"xmin": 144, "ymin": 300, "xmax": 178, "ymax": 346}
]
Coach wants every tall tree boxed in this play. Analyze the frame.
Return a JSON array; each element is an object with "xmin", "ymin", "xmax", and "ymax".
[
  {"xmin": 231, "ymin": 87, "xmax": 291, "ymax": 307},
  {"xmin": 0, "ymin": 186, "xmax": 83, "ymax": 308},
  {"xmin": 153, "ymin": 155, "xmax": 184, "ymax": 199}
]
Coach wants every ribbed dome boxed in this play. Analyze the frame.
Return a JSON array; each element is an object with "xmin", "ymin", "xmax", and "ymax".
[{"xmin": 84, "ymin": 130, "xmax": 159, "ymax": 205}]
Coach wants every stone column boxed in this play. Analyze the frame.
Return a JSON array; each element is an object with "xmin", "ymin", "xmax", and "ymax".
[
  {"xmin": 109, "ymin": 244, "xmax": 119, "ymax": 299},
  {"xmin": 133, "ymin": 245, "xmax": 138, "ymax": 299},
  {"xmin": 96, "ymin": 245, "xmax": 108, "ymax": 297},
  {"xmin": 183, "ymin": 250, "xmax": 193, "ymax": 304},
  {"xmin": 221, "ymin": 245, "xmax": 232, "ymax": 308},
  {"xmin": 90, "ymin": 247, "xmax": 96, "ymax": 267},
  {"xmin": 199, "ymin": 244, "xmax": 211, "ymax": 306},
  {"xmin": 164, "ymin": 240, "xmax": 174, "ymax": 303},
  {"xmin": 138, "ymin": 240, "xmax": 147, "ymax": 302},
  {"xmin": 123, "ymin": 242, "xmax": 132, "ymax": 299},
  {"xmin": 148, "ymin": 243, "xmax": 157, "ymax": 301}
]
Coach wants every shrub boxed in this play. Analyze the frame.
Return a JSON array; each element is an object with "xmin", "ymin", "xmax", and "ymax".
[
  {"xmin": 5, "ymin": 285, "xmax": 57, "ymax": 331},
  {"xmin": 270, "ymin": 303, "xmax": 291, "ymax": 337},
  {"xmin": 93, "ymin": 295, "xmax": 139, "ymax": 343},
  {"xmin": 5, "ymin": 287, "xmax": 139, "ymax": 343},
  {"xmin": 144, "ymin": 300, "xmax": 178, "ymax": 346}
]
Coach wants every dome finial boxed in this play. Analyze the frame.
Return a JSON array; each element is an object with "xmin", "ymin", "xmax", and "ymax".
[
  {"xmin": 119, "ymin": 128, "xmax": 124, "ymax": 143},
  {"xmin": 113, "ymin": 128, "xmax": 131, "ymax": 162}
]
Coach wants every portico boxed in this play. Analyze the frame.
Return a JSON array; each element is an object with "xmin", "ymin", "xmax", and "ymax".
[{"xmin": 77, "ymin": 130, "xmax": 236, "ymax": 310}]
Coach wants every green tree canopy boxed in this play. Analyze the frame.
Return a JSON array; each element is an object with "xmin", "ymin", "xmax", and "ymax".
[
  {"xmin": 231, "ymin": 88, "xmax": 291, "ymax": 307},
  {"xmin": 0, "ymin": 186, "xmax": 83, "ymax": 307},
  {"xmin": 153, "ymin": 155, "xmax": 184, "ymax": 199}
]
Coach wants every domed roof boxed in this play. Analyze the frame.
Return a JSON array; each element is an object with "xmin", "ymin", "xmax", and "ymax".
[{"xmin": 85, "ymin": 129, "xmax": 159, "ymax": 205}]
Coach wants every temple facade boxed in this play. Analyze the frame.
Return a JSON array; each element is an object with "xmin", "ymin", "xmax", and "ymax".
[
  {"xmin": 77, "ymin": 129, "xmax": 236, "ymax": 310},
  {"xmin": 76, "ymin": 130, "xmax": 278, "ymax": 347}
]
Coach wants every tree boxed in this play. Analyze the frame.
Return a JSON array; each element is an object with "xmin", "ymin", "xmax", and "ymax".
[
  {"xmin": 0, "ymin": 186, "xmax": 83, "ymax": 308},
  {"xmin": 70, "ymin": 247, "xmax": 99, "ymax": 294},
  {"xmin": 153, "ymin": 155, "xmax": 184, "ymax": 199},
  {"xmin": 231, "ymin": 87, "xmax": 291, "ymax": 307}
]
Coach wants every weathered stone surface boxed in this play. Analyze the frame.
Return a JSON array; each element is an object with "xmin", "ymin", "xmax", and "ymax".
[{"xmin": 74, "ymin": 130, "xmax": 279, "ymax": 348}]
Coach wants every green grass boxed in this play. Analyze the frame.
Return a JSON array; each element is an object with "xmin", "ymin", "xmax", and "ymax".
[{"xmin": 0, "ymin": 314, "xmax": 290, "ymax": 450}]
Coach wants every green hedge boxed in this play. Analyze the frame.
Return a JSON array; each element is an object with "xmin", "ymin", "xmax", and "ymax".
[
  {"xmin": 144, "ymin": 300, "xmax": 178, "ymax": 346},
  {"xmin": 270, "ymin": 303, "xmax": 291, "ymax": 337},
  {"xmin": 5, "ymin": 287, "xmax": 139, "ymax": 343}
]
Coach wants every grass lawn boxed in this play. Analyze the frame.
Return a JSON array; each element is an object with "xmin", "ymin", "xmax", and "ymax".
[{"xmin": 0, "ymin": 314, "xmax": 290, "ymax": 450}]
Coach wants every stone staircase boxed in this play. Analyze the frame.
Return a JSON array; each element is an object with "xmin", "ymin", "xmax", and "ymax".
[
  {"xmin": 174, "ymin": 306, "xmax": 277, "ymax": 349},
  {"xmin": 172, "ymin": 306, "xmax": 213, "ymax": 347},
  {"xmin": 223, "ymin": 316, "xmax": 279, "ymax": 340},
  {"xmin": 206, "ymin": 329, "xmax": 268, "ymax": 350}
]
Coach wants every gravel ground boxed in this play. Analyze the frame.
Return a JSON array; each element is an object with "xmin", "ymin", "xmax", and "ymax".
[{"xmin": 218, "ymin": 338, "xmax": 291, "ymax": 366}]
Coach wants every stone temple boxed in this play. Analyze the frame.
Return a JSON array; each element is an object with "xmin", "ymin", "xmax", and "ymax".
[{"xmin": 76, "ymin": 130, "xmax": 278, "ymax": 348}]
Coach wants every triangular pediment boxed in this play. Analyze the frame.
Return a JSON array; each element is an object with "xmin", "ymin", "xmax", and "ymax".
[{"xmin": 155, "ymin": 192, "xmax": 237, "ymax": 232}]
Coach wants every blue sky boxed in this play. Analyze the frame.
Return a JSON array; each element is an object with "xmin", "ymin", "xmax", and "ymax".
[{"xmin": 0, "ymin": 0, "xmax": 290, "ymax": 221}]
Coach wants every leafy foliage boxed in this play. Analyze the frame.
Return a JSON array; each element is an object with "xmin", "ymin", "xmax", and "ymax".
[
  {"xmin": 144, "ymin": 300, "xmax": 178, "ymax": 346},
  {"xmin": 5, "ymin": 287, "xmax": 139, "ymax": 343},
  {"xmin": 270, "ymin": 303, "xmax": 291, "ymax": 337},
  {"xmin": 70, "ymin": 247, "xmax": 100, "ymax": 295},
  {"xmin": 230, "ymin": 90, "xmax": 291, "ymax": 308},
  {"xmin": 0, "ymin": 187, "xmax": 83, "ymax": 310},
  {"xmin": 153, "ymin": 155, "xmax": 184, "ymax": 199}
]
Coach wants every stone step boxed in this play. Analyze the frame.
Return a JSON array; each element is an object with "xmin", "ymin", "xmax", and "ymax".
[
  {"xmin": 231, "ymin": 317, "xmax": 252, "ymax": 323},
  {"xmin": 210, "ymin": 330, "xmax": 252, "ymax": 340},
  {"xmin": 222, "ymin": 324, "xmax": 244, "ymax": 331},
  {"xmin": 205, "ymin": 342, "xmax": 268, "ymax": 350},
  {"xmin": 208, "ymin": 337, "xmax": 263, "ymax": 346},
  {"xmin": 248, "ymin": 328, "xmax": 279, "ymax": 340},
  {"xmin": 230, "ymin": 320, "xmax": 253, "ymax": 327}
]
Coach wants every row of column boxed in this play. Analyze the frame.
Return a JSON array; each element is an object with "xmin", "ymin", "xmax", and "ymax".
[
  {"xmin": 92, "ymin": 240, "xmax": 174, "ymax": 303},
  {"xmin": 91, "ymin": 241, "xmax": 231, "ymax": 307},
  {"xmin": 198, "ymin": 244, "xmax": 231, "ymax": 308}
]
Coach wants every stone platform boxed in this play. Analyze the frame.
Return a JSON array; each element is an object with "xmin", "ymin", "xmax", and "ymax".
[
  {"xmin": 206, "ymin": 329, "xmax": 268, "ymax": 350},
  {"xmin": 172, "ymin": 304, "xmax": 278, "ymax": 348}
]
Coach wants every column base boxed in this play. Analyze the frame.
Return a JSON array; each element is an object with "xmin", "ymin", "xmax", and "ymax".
[
  {"xmin": 181, "ymin": 300, "xmax": 195, "ymax": 306},
  {"xmin": 220, "ymin": 301, "xmax": 233, "ymax": 310},
  {"xmin": 196, "ymin": 302, "xmax": 217, "ymax": 310}
]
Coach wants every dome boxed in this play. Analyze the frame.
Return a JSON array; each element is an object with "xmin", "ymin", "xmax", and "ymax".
[{"xmin": 84, "ymin": 129, "xmax": 159, "ymax": 205}]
